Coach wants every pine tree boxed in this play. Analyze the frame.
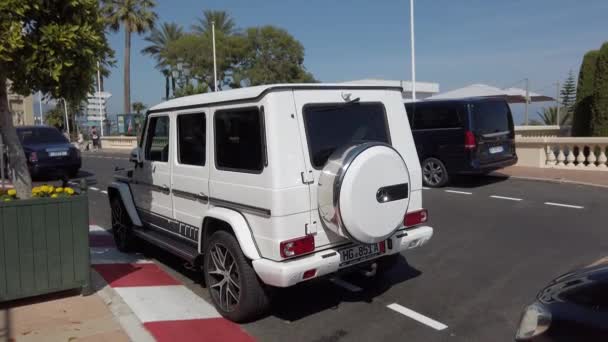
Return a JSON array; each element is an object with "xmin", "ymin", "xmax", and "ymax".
[
  {"xmin": 590, "ymin": 42, "xmax": 608, "ymax": 136},
  {"xmin": 560, "ymin": 70, "xmax": 577, "ymax": 114},
  {"xmin": 572, "ymin": 50, "xmax": 599, "ymax": 136}
]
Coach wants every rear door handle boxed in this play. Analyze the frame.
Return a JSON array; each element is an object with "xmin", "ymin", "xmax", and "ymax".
[{"xmin": 161, "ymin": 184, "xmax": 170, "ymax": 193}]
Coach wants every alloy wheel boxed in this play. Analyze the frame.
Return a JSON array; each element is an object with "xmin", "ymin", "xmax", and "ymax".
[
  {"xmin": 207, "ymin": 243, "xmax": 241, "ymax": 312},
  {"xmin": 111, "ymin": 200, "xmax": 128, "ymax": 247},
  {"xmin": 423, "ymin": 161, "xmax": 444, "ymax": 186}
]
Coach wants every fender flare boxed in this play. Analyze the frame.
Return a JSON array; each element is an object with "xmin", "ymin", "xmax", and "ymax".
[
  {"xmin": 203, "ymin": 207, "xmax": 261, "ymax": 260},
  {"xmin": 107, "ymin": 181, "xmax": 143, "ymax": 227}
]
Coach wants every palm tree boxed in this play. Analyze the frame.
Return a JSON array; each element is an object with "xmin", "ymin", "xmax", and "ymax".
[
  {"xmin": 132, "ymin": 101, "xmax": 146, "ymax": 114},
  {"xmin": 191, "ymin": 10, "xmax": 236, "ymax": 35},
  {"xmin": 141, "ymin": 22, "xmax": 183, "ymax": 99},
  {"xmin": 537, "ymin": 106, "xmax": 571, "ymax": 126},
  {"xmin": 102, "ymin": 0, "xmax": 157, "ymax": 114}
]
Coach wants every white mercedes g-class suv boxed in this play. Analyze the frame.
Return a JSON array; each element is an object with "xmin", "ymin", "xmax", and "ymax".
[{"xmin": 108, "ymin": 84, "xmax": 433, "ymax": 322}]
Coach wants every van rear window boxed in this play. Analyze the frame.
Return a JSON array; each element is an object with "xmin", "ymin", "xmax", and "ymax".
[
  {"xmin": 303, "ymin": 103, "xmax": 390, "ymax": 168},
  {"xmin": 471, "ymin": 101, "xmax": 512, "ymax": 134}
]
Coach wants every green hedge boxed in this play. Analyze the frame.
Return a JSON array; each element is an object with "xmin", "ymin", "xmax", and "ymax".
[{"xmin": 591, "ymin": 43, "xmax": 608, "ymax": 136}]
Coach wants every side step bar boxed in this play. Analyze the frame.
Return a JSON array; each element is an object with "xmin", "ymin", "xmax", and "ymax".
[{"xmin": 132, "ymin": 228, "xmax": 199, "ymax": 263}]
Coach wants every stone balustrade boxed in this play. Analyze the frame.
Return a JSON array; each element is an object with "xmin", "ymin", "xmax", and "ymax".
[
  {"xmin": 100, "ymin": 135, "xmax": 138, "ymax": 150},
  {"xmin": 514, "ymin": 125, "xmax": 570, "ymax": 138},
  {"xmin": 515, "ymin": 137, "xmax": 608, "ymax": 170}
]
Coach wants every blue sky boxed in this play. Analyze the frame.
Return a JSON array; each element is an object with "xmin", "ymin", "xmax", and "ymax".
[{"xmin": 101, "ymin": 0, "xmax": 608, "ymax": 123}]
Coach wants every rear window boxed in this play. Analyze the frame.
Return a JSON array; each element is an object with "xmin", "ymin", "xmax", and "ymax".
[
  {"xmin": 406, "ymin": 103, "xmax": 462, "ymax": 130},
  {"xmin": 471, "ymin": 101, "xmax": 512, "ymax": 134},
  {"xmin": 303, "ymin": 103, "xmax": 390, "ymax": 168},
  {"xmin": 17, "ymin": 128, "xmax": 68, "ymax": 144}
]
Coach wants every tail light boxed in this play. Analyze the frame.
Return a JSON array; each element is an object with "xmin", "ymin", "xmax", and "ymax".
[
  {"xmin": 404, "ymin": 209, "xmax": 428, "ymax": 228},
  {"xmin": 29, "ymin": 152, "xmax": 38, "ymax": 163},
  {"xmin": 464, "ymin": 131, "xmax": 477, "ymax": 150},
  {"xmin": 280, "ymin": 235, "xmax": 315, "ymax": 258}
]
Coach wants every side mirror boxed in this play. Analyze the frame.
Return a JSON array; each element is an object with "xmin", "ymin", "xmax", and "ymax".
[{"xmin": 130, "ymin": 147, "xmax": 143, "ymax": 166}]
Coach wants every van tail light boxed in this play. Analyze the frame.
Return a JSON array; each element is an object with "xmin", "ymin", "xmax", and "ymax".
[
  {"xmin": 280, "ymin": 235, "xmax": 315, "ymax": 258},
  {"xmin": 464, "ymin": 131, "xmax": 477, "ymax": 150},
  {"xmin": 29, "ymin": 152, "xmax": 38, "ymax": 163},
  {"xmin": 404, "ymin": 209, "xmax": 428, "ymax": 228}
]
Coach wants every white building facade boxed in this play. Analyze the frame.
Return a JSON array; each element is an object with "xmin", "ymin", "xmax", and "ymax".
[{"xmin": 80, "ymin": 91, "xmax": 111, "ymax": 134}]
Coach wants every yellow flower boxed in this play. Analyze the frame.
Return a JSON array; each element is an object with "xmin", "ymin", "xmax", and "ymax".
[
  {"xmin": 51, "ymin": 194, "xmax": 58, "ymax": 198},
  {"xmin": 55, "ymin": 187, "xmax": 64, "ymax": 193},
  {"xmin": 48, "ymin": 186, "xmax": 55, "ymax": 194},
  {"xmin": 7, "ymin": 189, "xmax": 16, "ymax": 197},
  {"xmin": 40, "ymin": 185, "xmax": 49, "ymax": 193},
  {"xmin": 65, "ymin": 187, "xmax": 75, "ymax": 195}
]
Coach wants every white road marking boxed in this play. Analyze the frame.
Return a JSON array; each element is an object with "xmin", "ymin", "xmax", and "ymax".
[
  {"xmin": 444, "ymin": 190, "xmax": 472, "ymax": 195},
  {"xmin": 387, "ymin": 303, "xmax": 448, "ymax": 331},
  {"xmin": 330, "ymin": 278, "xmax": 362, "ymax": 292},
  {"xmin": 114, "ymin": 286, "xmax": 220, "ymax": 322},
  {"xmin": 101, "ymin": 190, "xmax": 108, "ymax": 195},
  {"xmin": 422, "ymin": 187, "xmax": 431, "ymax": 190},
  {"xmin": 90, "ymin": 187, "xmax": 100, "ymax": 191},
  {"xmin": 544, "ymin": 202, "xmax": 584, "ymax": 209},
  {"xmin": 490, "ymin": 195, "xmax": 522, "ymax": 201}
]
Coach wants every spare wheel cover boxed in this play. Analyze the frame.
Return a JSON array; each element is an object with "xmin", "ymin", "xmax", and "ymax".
[{"xmin": 317, "ymin": 142, "xmax": 411, "ymax": 244}]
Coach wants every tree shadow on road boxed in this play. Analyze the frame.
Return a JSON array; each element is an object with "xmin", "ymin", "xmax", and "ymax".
[
  {"xmin": 267, "ymin": 256, "xmax": 422, "ymax": 322},
  {"xmin": 447, "ymin": 174, "xmax": 510, "ymax": 189},
  {"xmin": 133, "ymin": 241, "xmax": 423, "ymax": 323}
]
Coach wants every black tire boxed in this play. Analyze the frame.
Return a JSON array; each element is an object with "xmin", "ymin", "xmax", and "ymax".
[
  {"xmin": 204, "ymin": 230, "xmax": 269, "ymax": 322},
  {"xmin": 421, "ymin": 157, "xmax": 449, "ymax": 188},
  {"xmin": 110, "ymin": 197, "xmax": 137, "ymax": 253}
]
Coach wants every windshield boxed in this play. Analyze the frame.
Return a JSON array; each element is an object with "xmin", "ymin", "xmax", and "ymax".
[
  {"xmin": 17, "ymin": 127, "xmax": 68, "ymax": 145},
  {"xmin": 303, "ymin": 102, "xmax": 390, "ymax": 168},
  {"xmin": 471, "ymin": 100, "xmax": 512, "ymax": 134}
]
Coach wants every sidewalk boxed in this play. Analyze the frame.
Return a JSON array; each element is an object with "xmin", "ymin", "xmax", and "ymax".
[
  {"xmin": 1, "ymin": 225, "xmax": 254, "ymax": 342},
  {"xmin": 492, "ymin": 165, "xmax": 608, "ymax": 188},
  {"xmin": 0, "ymin": 290, "xmax": 130, "ymax": 342}
]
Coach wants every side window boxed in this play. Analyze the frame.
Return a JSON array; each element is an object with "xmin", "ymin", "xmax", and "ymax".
[
  {"xmin": 404, "ymin": 104, "xmax": 414, "ymax": 124},
  {"xmin": 144, "ymin": 116, "xmax": 170, "ymax": 162},
  {"xmin": 413, "ymin": 104, "xmax": 462, "ymax": 130},
  {"xmin": 215, "ymin": 107, "xmax": 264, "ymax": 172},
  {"xmin": 177, "ymin": 113, "xmax": 206, "ymax": 166}
]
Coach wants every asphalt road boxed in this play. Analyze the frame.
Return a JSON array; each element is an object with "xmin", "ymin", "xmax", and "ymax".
[{"xmin": 75, "ymin": 151, "xmax": 608, "ymax": 342}]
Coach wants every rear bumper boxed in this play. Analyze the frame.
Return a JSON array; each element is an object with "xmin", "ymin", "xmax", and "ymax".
[
  {"xmin": 252, "ymin": 225, "xmax": 433, "ymax": 288},
  {"xmin": 459, "ymin": 155, "xmax": 517, "ymax": 174},
  {"xmin": 29, "ymin": 160, "xmax": 81, "ymax": 176}
]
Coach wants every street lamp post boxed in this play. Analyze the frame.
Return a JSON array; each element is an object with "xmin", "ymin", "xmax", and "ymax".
[
  {"xmin": 97, "ymin": 61, "xmax": 104, "ymax": 137},
  {"xmin": 410, "ymin": 0, "xmax": 416, "ymax": 101},
  {"xmin": 212, "ymin": 21, "xmax": 218, "ymax": 92}
]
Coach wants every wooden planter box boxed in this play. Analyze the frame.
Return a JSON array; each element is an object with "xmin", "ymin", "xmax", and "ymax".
[{"xmin": 0, "ymin": 193, "xmax": 90, "ymax": 302}]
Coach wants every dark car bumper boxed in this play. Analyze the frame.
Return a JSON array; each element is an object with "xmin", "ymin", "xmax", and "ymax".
[
  {"xmin": 29, "ymin": 159, "xmax": 82, "ymax": 177},
  {"xmin": 458, "ymin": 155, "xmax": 518, "ymax": 175}
]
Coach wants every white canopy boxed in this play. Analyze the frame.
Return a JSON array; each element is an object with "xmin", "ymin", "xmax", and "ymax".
[{"xmin": 428, "ymin": 83, "xmax": 554, "ymax": 103}]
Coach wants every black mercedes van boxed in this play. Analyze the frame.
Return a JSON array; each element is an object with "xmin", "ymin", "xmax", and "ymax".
[{"xmin": 405, "ymin": 97, "xmax": 518, "ymax": 187}]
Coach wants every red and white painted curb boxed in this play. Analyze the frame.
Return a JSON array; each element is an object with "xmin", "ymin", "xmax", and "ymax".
[{"xmin": 89, "ymin": 225, "xmax": 254, "ymax": 342}]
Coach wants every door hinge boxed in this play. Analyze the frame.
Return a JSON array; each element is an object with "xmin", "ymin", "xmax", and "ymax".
[
  {"xmin": 301, "ymin": 170, "xmax": 314, "ymax": 185},
  {"xmin": 305, "ymin": 221, "xmax": 318, "ymax": 235}
]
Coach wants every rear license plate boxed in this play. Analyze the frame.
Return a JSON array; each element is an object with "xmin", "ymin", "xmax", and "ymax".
[
  {"xmin": 489, "ymin": 146, "xmax": 504, "ymax": 154},
  {"xmin": 49, "ymin": 151, "xmax": 68, "ymax": 157},
  {"xmin": 339, "ymin": 242, "xmax": 385, "ymax": 267}
]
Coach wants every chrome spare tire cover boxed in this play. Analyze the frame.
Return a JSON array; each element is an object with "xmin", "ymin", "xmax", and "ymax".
[{"xmin": 317, "ymin": 142, "xmax": 411, "ymax": 244}]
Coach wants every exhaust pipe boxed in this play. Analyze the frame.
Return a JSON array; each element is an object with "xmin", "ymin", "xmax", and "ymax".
[{"xmin": 360, "ymin": 262, "xmax": 377, "ymax": 277}]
